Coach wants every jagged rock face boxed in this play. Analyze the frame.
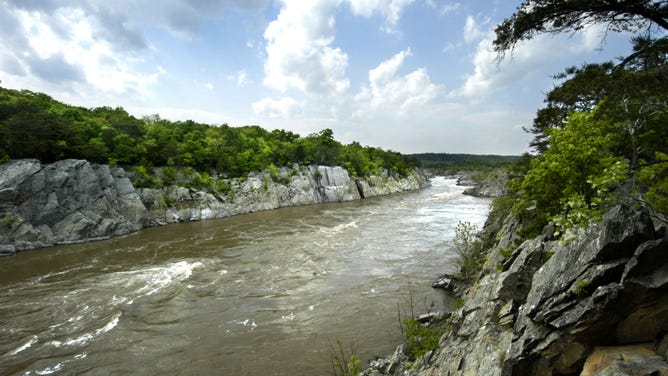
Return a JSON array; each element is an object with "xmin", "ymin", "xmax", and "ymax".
[
  {"xmin": 462, "ymin": 171, "xmax": 509, "ymax": 198},
  {"xmin": 358, "ymin": 171, "xmax": 429, "ymax": 199},
  {"xmin": 0, "ymin": 160, "xmax": 428, "ymax": 253},
  {"xmin": 0, "ymin": 159, "xmax": 147, "ymax": 252},
  {"xmin": 581, "ymin": 344, "xmax": 668, "ymax": 376},
  {"xmin": 410, "ymin": 203, "xmax": 668, "ymax": 376},
  {"xmin": 313, "ymin": 166, "xmax": 361, "ymax": 202}
]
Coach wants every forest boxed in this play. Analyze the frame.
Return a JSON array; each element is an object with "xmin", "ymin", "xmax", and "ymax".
[
  {"xmin": 0, "ymin": 87, "xmax": 419, "ymax": 180},
  {"xmin": 409, "ymin": 153, "xmax": 520, "ymax": 174}
]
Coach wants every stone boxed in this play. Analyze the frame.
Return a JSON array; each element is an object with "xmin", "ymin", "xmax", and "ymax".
[
  {"xmin": 0, "ymin": 243, "xmax": 16, "ymax": 256},
  {"xmin": 581, "ymin": 344, "xmax": 668, "ymax": 376},
  {"xmin": 0, "ymin": 159, "xmax": 149, "ymax": 250},
  {"xmin": 462, "ymin": 170, "xmax": 508, "ymax": 198},
  {"xmin": 1, "ymin": 159, "xmax": 428, "ymax": 252},
  {"xmin": 431, "ymin": 273, "xmax": 469, "ymax": 297},
  {"xmin": 363, "ymin": 202, "xmax": 668, "ymax": 376},
  {"xmin": 361, "ymin": 344, "xmax": 411, "ymax": 376}
]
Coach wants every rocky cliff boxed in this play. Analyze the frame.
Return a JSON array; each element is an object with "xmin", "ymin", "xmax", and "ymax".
[
  {"xmin": 0, "ymin": 159, "xmax": 428, "ymax": 254},
  {"xmin": 365, "ymin": 203, "xmax": 668, "ymax": 376},
  {"xmin": 461, "ymin": 169, "xmax": 509, "ymax": 198}
]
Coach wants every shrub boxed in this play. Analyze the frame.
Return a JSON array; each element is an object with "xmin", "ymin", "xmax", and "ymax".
[
  {"xmin": 402, "ymin": 318, "xmax": 449, "ymax": 361},
  {"xmin": 330, "ymin": 339, "xmax": 361, "ymax": 376},
  {"xmin": 453, "ymin": 221, "xmax": 484, "ymax": 283}
]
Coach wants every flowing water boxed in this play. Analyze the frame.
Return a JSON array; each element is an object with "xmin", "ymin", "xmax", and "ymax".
[{"xmin": 0, "ymin": 177, "xmax": 490, "ymax": 375}]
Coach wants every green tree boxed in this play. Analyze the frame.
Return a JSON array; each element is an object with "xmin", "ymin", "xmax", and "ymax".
[
  {"xmin": 495, "ymin": 1, "xmax": 668, "ymax": 221},
  {"xmin": 453, "ymin": 221, "xmax": 484, "ymax": 283},
  {"xmin": 494, "ymin": 1, "xmax": 668, "ymax": 58},
  {"xmin": 515, "ymin": 111, "xmax": 628, "ymax": 235}
]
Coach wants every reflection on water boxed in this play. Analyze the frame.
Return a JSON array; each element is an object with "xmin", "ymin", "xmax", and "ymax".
[{"xmin": 0, "ymin": 177, "xmax": 490, "ymax": 375}]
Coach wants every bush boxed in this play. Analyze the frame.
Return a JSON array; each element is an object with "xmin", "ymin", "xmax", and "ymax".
[
  {"xmin": 330, "ymin": 339, "xmax": 361, "ymax": 376},
  {"xmin": 453, "ymin": 221, "xmax": 484, "ymax": 284},
  {"xmin": 402, "ymin": 318, "xmax": 449, "ymax": 361}
]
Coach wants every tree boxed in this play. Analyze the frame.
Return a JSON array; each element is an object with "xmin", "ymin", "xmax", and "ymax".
[
  {"xmin": 515, "ymin": 110, "xmax": 629, "ymax": 235},
  {"xmin": 494, "ymin": 1, "xmax": 668, "ymax": 58},
  {"xmin": 453, "ymin": 221, "xmax": 483, "ymax": 283}
]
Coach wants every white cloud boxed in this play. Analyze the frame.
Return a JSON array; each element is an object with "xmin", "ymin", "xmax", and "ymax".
[
  {"xmin": 347, "ymin": 0, "xmax": 415, "ymax": 33},
  {"xmin": 451, "ymin": 24, "xmax": 610, "ymax": 98},
  {"xmin": 440, "ymin": 2, "xmax": 460, "ymax": 15},
  {"xmin": 0, "ymin": 0, "xmax": 266, "ymax": 100},
  {"xmin": 252, "ymin": 96, "xmax": 304, "ymax": 119},
  {"xmin": 354, "ymin": 48, "xmax": 442, "ymax": 117},
  {"xmin": 262, "ymin": 0, "xmax": 350, "ymax": 98},
  {"xmin": 228, "ymin": 69, "xmax": 249, "ymax": 87},
  {"xmin": 261, "ymin": 0, "xmax": 419, "ymax": 103},
  {"xmin": 1, "ymin": 6, "xmax": 166, "ymax": 96},
  {"xmin": 463, "ymin": 16, "xmax": 486, "ymax": 43}
]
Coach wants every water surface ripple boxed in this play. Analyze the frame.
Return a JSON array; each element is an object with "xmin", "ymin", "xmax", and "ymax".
[{"xmin": 0, "ymin": 177, "xmax": 490, "ymax": 375}]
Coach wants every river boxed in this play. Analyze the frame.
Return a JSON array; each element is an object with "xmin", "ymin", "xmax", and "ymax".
[{"xmin": 0, "ymin": 177, "xmax": 490, "ymax": 375}]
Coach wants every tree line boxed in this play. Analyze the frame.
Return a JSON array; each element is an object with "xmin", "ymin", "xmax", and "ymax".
[
  {"xmin": 409, "ymin": 153, "xmax": 520, "ymax": 175},
  {"xmin": 493, "ymin": 0, "xmax": 668, "ymax": 237},
  {"xmin": 0, "ymin": 87, "xmax": 419, "ymax": 179}
]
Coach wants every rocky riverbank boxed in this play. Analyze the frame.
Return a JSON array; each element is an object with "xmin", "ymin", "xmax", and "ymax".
[
  {"xmin": 364, "ymin": 202, "xmax": 668, "ymax": 375},
  {"xmin": 454, "ymin": 169, "xmax": 509, "ymax": 198},
  {"xmin": 0, "ymin": 159, "xmax": 428, "ymax": 254}
]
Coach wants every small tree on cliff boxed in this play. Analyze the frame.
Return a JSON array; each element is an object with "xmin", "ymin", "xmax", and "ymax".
[{"xmin": 453, "ymin": 221, "xmax": 483, "ymax": 283}]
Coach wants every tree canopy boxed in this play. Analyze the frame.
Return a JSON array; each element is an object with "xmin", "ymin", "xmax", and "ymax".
[
  {"xmin": 0, "ymin": 87, "xmax": 419, "ymax": 179},
  {"xmin": 494, "ymin": 0, "xmax": 668, "ymax": 57},
  {"xmin": 494, "ymin": 0, "xmax": 668, "ymax": 236}
]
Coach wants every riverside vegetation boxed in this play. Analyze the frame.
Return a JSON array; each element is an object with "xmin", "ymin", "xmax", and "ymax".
[
  {"xmin": 0, "ymin": 87, "xmax": 430, "ymax": 254},
  {"xmin": 0, "ymin": 86, "xmax": 419, "ymax": 181}
]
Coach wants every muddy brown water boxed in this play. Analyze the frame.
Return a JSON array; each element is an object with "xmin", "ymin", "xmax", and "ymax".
[{"xmin": 0, "ymin": 177, "xmax": 490, "ymax": 375}]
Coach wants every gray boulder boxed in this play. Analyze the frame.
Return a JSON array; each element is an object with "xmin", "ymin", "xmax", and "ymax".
[
  {"xmin": 1, "ymin": 160, "xmax": 429, "ymax": 252},
  {"xmin": 462, "ymin": 170, "xmax": 508, "ymax": 198},
  {"xmin": 0, "ymin": 159, "xmax": 147, "ymax": 250},
  {"xmin": 393, "ymin": 203, "xmax": 668, "ymax": 376}
]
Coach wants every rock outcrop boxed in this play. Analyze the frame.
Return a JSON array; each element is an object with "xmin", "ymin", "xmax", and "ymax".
[
  {"xmin": 368, "ymin": 203, "xmax": 668, "ymax": 376},
  {"xmin": 462, "ymin": 170, "xmax": 509, "ymax": 198},
  {"xmin": 0, "ymin": 159, "xmax": 146, "ymax": 252},
  {"xmin": 0, "ymin": 159, "xmax": 428, "ymax": 253}
]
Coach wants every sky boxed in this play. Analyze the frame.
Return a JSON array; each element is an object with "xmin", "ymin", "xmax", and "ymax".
[{"xmin": 0, "ymin": 0, "xmax": 635, "ymax": 155}]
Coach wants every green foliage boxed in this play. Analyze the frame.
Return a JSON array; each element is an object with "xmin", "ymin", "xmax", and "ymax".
[
  {"xmin": 162, "ymin": 166, "xmax": 177, "ymax": 186},
  {"xmin": 453, "ymin": 221, "xmax": 484, "ymax": 284},
  {"xmin": 490, "ymin": 0, "xmax": 668, "ymax": 242},
  {"xmin": 190, "ymin": 172, "xmax": 232, "ymax": 195},
  {"xmin": 638, "ymin": 152, "xmax": 668, "ymax": 214},
  {"xmin": 409, "ymin": 153, "xmax": 519, "ymax": 175},
  {"xmin": 572, "ymin": 279, "xmax": 593, "ymax": 296},
  {"xmin": 329, "ymin": 339, "xmax": 361, "ymax": 376},
  {"xmin": 498, "ymin": 247, "xmax": 514, "ymax": 263},
  {"xmin": 493, "ymin": 1, "xmax": 668, "ymax": 57},
  {"xmin": 0, "ymin": 87, "xmax": 418, "ymax": 179},
  {"xmin": 133, "ymin": 165, "xmax": 159, "ymax": 188},
  {"xmin": 402, "ymin": 318, "xmax": 448, "ymax": 361},
  {"xmin": 513, "ymin": 111, "xmax": 629, "ymax": 235},
  {"xmin": 2, "ymin": 215, "xmax": 18, "ymax": 229}
]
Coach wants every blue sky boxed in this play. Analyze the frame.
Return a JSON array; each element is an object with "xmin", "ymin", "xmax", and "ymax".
[{"xmin": 0, "ymin": 0, "xmax": 633, "ymax": 154}]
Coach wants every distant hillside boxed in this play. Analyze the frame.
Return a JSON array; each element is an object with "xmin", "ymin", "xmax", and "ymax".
[{"xmin": 409, "ymin": 153, "xmax": 521, "ymax": 174}]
